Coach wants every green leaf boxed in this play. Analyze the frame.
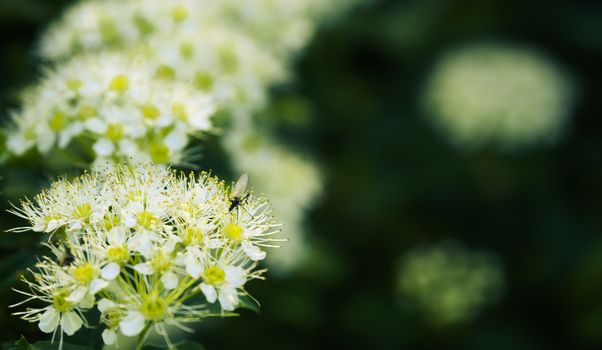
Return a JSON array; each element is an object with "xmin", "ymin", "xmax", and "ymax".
[{"xmin": 237, "ymin": 294, "xmax": 260, "ymax": 313}]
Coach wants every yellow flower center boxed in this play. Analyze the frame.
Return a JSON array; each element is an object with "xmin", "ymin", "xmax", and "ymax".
[
  {"xmin": 172, "ymin": 103, "xmax": 188, "ymax": 121},
  {"xmin": 204, "ymin": 266, "xmax": 225, "ymax": 286},
  {"xmin": 44, "ymin": 213, "xmax": 61, "ymax": 225},
  {"xmin": 149, "ymin": 142, "xmax": 170, "ymax": 164},
  {"xmin": 102, "ymin": 214, "xmax": 120, "ymax": 230},
  {"xmin": 78, "ymin": 105, "xmax": 97, "ymax": 120},
  {"xmin": 49, "ymin": 111, "xmax": 67, "ymax": 132},
  {"xmin": 179, "ymin": 202, "xmax": 195, "ymax": 216},
  {"xmin": 140, "ymin": 292, "xmax": 167, "ymax": 321},
  {"xmin": 52, "ymin": 289, "xmax": 73, "ymax": 312},
  {"xmin": 106, "ymin": 124, "xmax": 124, "ymax": 141},
  {"xmin": 105, "ymin": 309, "xmax": 121, "ymax": 328},
  {"xmin": 23, "ymin": 128, "xmax": 36, "ymax": 140},
  {"xmin": 151, "ymin": 251, "xmax": 172, "ymax": 274},
  {"xmin": 73, "ymin": 263, "xmax": 95, "ymax": 285},
  {"xmin": 126, "ymin": 190, "xmax": 144, "ymax": 202},
  {"xmin": 72, "ymin": 203, "xmax": 92, "ymax": 220},
  {"xmin": 109, "ymin": 75, "xmax": 129, "ymax": 92},
  {"xmin": 67, "ymin": 79, "xmax": 82, "ymax": 90},
  {"xmin": 193, "ymin": 72, "xmax": 214, "ymax": 91},
  {"xmin": 141, "ymin": 104, "xmax": 160, "ymax": 120},
  {"xmin": 155, "ymin": 64, "xmax": 175, "ymax": 80},
  {"xmin": 99, "ymin": 18, "xmax": 120, "ymax": 44},
  {"xmin": 107, "ymin": 244, "xmax": 129, "ymax": 263},
  {"xmin": 180, "ymin": 42, "xmax": 194, "ymax": 60},
  {"xmin": 219, "ymin": 46, "xmax": 238, "ymax": 73},
  {"xmin": 224, "ymin": 223, "xmax": 243, "ymax": 241},
  {"xmin": 133, "ymin": 15, "xmax": 154, "ymax": 35},
  {"xmin": 184, "ymin": 226, "xmax": 203, "ymax": 245},
  {"xmin": 171, "ymin": 6, "xmax": 189, "ymax": 22},
  {"xmin": 138, "ymin": 211, "xmax": 159, "ymax": 229}
]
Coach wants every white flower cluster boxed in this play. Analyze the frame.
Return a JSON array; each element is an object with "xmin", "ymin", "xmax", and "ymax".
[
  {"xmin": 424, "ymin": 44, "xmax": 574, "ymax": 150},
  {"xmin": 41, "ymin": 0, "xmax": 287, "ymax": 116},
  {"xmin": 213, "ymin": 0, "xmax": 319, "ymax": 58},
  {"xmin": 6, "ymin": 53, "xmax": 214, "ymax": 166},
  {"xmin": 10, "ymin": 164, "xmax": 281, "ymax": 347},
  {"xmin": 4, "ymin": 0, "xmax": 363, "ymax": 168},
  {"xmin": 224, "ymin": 127, "xmax": 323, "ymax": 271},
  {"xmin": 398, "ymin": 242, "xmax": 503, "ymax": 325},
  {"xmin": 145, "ymin": 24, "xmax": 286, "ymax": 115},
  {"xmin": 243, "ymin": 0, "xmax": 365, "ymax": 55},
  {"xmin": 39, "ymin": 0, "xmax": 210, "ymax": 61},
  {"xmin": 39, "ymin": 0, "xmax": 360, "ymax": 62}
]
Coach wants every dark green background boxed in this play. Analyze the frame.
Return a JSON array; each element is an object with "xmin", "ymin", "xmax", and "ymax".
[{"xmin": 2, "ymin": 0, "xmax": 602, "ymax": 349}]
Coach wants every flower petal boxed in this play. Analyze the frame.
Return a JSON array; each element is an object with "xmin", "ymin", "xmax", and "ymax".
[
  {"xmin": 242, "ymin": 241, "xmax": 266, "ymax": 261},
  {"xmin": 133, "ymin": 262, "xmax": 154, "ymax": 275},
  {"xmin": 93, "ymin": 138, "xmax": 115, "ymax": 157},
  {"xmin": 185, "ymin": 254, "xmax": 202, "ymax": 279},
  {"xmin": 101, "ymin": 262, "xmax": 120, "ymax": 280},
  {"xmin": 90, "ymin": 278, "xmax": 109, "ymax": 294},
  {"xmin": 98, "ymin": 298, "xmax": 116, "ymax": 313},
  {"xmin": 61, "ymin": 311, "xmax": 83, "ymax": 336},
  {"xmin": 120, "ymin": 311, "xmax": 145, "ymax": 337},
  {"xmin": 102, "ymin": 329, "xmax": 117, "ymax": 345},
  {"xmin": 225, "ymin": 266, "xmax": 246, "ymax": 287},
  {"xmin": 161, "ymin": 271, "xmax": 179, "ymax": 290},
  {"xmin": 66, "ymin": 286, "xmax": 87, "ymax": 303},
  {"xmin": 200, "ymin": 283, "xmax": 217, "ymax": 303},
  {"xmin": 38, "ymin": 308, "xmax": 60, "ymax": 333},
  {"xmin": 218, "ymin": 286, "xmax": 239, "ymax": 311},
  {"xmin": 207, "ymin": 238, "xmax": 223, "ymax": 249},
  {"xmin": 79, "ymin": 292, "xmax": 95, "ymax": 309}
]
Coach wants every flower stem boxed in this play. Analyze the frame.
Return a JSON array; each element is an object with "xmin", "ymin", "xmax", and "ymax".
[{"xmin": 135, "ymin": 323, "xmax": 152, "ymax": 350}]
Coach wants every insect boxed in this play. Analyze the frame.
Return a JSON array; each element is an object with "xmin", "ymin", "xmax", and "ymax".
[
  {"xmin": 229, "ymin": 173, "xmax": 251, "ymax": 214},
  {"xmin": 57, "ymin": 246, "xmax": 75, "ymax": 266}
]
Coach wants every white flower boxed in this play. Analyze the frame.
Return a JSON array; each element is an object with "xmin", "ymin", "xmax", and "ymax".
[
  {"xmin": 5, "ymin": 52, "xmax": 215, "ymax": 165},
  {"xmin": 11, "ymin": 261, "xmax": 89, "ymax": 344},
  {"xmin": 102, "ymin": 328, "xmax": 118, "ymax": 345},
  {"xmin": 11, "ymin": 164, "xmax": 282, "ymax": 347},
  {"xmin": 42, "ymin": 244, "xmax": 118, "ymax": 304},
  {"xmin": 120, "ymin": 311, "xmax": 146, "ymax": 337},
  {"xmin": 223, "ymin": 127, "xmax": 316, "ymax": 267},
  {"xmin": 133, "ymin": 242, "xmax": 181, "ymax": 290},
  {"xmin": 200, "ymin": 264, "xmax": 248, "ymax": 311},
  {"xmin": 39, "ymin": 308, "xmax": 83, "ymax": 336},
  {"xmin": 37, "ymin": 0, "xmax": 360, "ymax": 61},
  {"xmin": 145, "ymin": 23, "xmax": 285, "ymax": 114},
  {"xmin": 423, "ymin": 43, "xmax": 575, "ymax": 149},
  {"xmin": 398, "ymin": 242, "xmax": 504, "ymax": 325}
]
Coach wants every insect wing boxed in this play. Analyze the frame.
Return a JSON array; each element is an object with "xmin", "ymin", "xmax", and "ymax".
[{"xmin": 232, "ymin": 173, "xmax": 248, "ymax": 198}]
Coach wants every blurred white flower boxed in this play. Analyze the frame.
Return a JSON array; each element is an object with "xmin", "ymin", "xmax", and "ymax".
[
  {"xmin": 39, "ymin": 0, "xmax": 211, "ymax": 61},
  {"xmin": 39, "ymin": 0, "xmax": 361, "ymax": 61},
  {"xmin": 5, "ymin": 52, "xmax": 215, "ymax": 165},
  {"xmin": 38, "ymin": 0, "xmax": 288, "ymax": 119},
  {"xmin": 224, "ymin": 126, "xmax": 323, "ymax": 272},
  {"xmin": 146, "ymin": 23, "xmax": 286, "ymax": 115},
  {"xmin": 398, "ymin": 242, "xmax": 504, "ymax": 325},
  {"xmin": 424, "ymin": 43, "xmax": 574, "ymax": 150}
]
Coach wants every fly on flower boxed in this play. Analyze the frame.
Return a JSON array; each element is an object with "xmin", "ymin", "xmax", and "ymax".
[
  {"xmin": 57, "ymin": 245, "xmax": 75, "ymax": 267},
  {"xmin": 229, "ymin": 173, "xmax": 251, "ymax": 214}
]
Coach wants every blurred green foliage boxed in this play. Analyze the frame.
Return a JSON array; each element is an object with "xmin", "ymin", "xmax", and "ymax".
[{"xmin": 2, "ymin": 0, "xmax": 602, "ymax": 349}]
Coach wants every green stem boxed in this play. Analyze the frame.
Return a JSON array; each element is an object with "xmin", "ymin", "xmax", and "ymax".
[{"xmin": 135, "ymin": 323, "xmax": 152, "ymax": 350}]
